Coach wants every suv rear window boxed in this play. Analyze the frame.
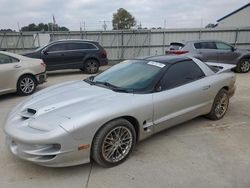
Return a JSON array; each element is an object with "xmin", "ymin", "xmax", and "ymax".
[{"xmin": 194, "ymin": 42, "xmax": 217, "ymax": 49}]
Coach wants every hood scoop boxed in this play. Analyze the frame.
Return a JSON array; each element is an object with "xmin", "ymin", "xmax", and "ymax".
[{"xmin": 19, "ymin": 108, "xmax": 37, "ymax": 119}]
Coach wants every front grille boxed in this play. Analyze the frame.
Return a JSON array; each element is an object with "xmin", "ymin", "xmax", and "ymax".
[{"xmin": 9, "ymin": 139, "xmax": 61, "ymax": 162}]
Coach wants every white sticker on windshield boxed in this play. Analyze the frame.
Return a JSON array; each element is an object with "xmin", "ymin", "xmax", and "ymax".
[{"xmin": 147, "ymin": 61, "xmax": 166, "ymax": 68}]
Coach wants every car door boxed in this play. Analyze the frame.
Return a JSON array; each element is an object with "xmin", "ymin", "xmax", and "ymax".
[
  {"xmin": 153, "ymin": 60, "xmax": 213, "ymax": 133},
  {"xmin": 215, "ymin": 42, "xmax": 240, "ymax": 64},
  {"xmin": 65, "ymin": 42, "xmax": 93, "ymax": 69},
  {"xmin": 41, "ymin": 43, "xmax": 68, "ymax": 70},
  {"xmin": 194, "ymin": 42, "xmax": 218, "ymax": 62},
  {"xmin": 0, "ymin": 53, "xmax": 21, "ymax": 93}
]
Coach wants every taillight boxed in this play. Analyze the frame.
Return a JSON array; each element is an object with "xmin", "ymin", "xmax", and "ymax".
[
  {"xmin": 101, "ymin": 49, "xmax": 107, "ymax": 58},
  {"xmin": 166, "ymin": 50, "xmax": 189, "ymax": 55},
  {"xmin": 41, "ymin": 62, "xmax": 46, "ymax": 68}
]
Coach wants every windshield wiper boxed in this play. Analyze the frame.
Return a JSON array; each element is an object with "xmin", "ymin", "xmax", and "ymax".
[
  {"xmin": 84, "ymin": 79, "xmax": 134, "ymax": 93},
  {"xmin": 111, "ymin": 87, "xmax": 134, "ymax": 93}
]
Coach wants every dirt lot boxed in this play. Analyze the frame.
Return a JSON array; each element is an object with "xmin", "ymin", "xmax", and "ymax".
[{"xmin": 0, "ymin": 67, "xmax": 250, "ymax": 188}]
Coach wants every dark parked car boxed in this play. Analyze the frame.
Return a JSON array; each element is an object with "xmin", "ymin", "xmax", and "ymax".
[
  {"xmin": 165, "ymin": 40, "xmax": 250, "ymax": 73},
  {"xmin": 23, "ymin": 39, "xmax": 108, "ymax": 74}
]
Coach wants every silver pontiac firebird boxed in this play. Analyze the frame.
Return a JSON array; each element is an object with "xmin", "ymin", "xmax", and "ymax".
[{"xmin": 4, "ymin": 56, "xmax": 236, "ymax": 167}]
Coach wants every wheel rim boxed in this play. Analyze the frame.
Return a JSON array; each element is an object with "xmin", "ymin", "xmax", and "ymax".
[
  {"xmin": 86, "ymin": 60, "xmax": 98, "ymax": 73},
  {"xmin": 214, "ymin": 93, "xmax": 228, "ymax": 118},
  {"xmin": 20, "ymin": 77, "xmax": 35, "ymax": 94},
  {"xmin": 102, "ymin": 126, "xmax": 133, "ymax": 163},
  {"xmin": 240, "ymin": 60, "xmax": 250, "ymax": 72}
]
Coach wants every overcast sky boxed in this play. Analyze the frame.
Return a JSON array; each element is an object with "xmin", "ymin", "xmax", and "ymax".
[{"xmin": 0, "ymin": 0, "xmax": 249, "ymax": 31}]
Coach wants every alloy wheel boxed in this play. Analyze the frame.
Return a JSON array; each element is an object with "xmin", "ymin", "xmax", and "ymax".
[
  {"xmin": 86, "ymin": 60, "xmax": 98, "ymax": 74},
  {"xmin": 214, "ymin": 93, "xmax": 228, "ymax": 118},
  {"xmin": 101, "ymin": 126, "xmax": 133, "ymax": 163},
  {"xmin": 240, "ymin": 60, "xmax": 250, "ymax": 72},
  {"xmin": 20, "ymin": 77, "xmax": 35, "ymax": 94}
]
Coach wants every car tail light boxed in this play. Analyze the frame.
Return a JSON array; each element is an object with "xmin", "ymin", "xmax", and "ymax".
[
  {"xmin": 41, "ymin": 61, "xmax": 46, "ymax": 68},
  {"xmin": 100, "ymin": 49, "xmax": 107, "ymax": 58},
  {"xmin": 166, "ymin": 50, "xmax": 189, "ymax": 55}
]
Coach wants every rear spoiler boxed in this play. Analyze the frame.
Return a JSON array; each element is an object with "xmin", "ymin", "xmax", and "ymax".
[
  {"xmin": 206, "ymin": 62, "xmax": 236, "ymax": 74},
  {"xmin": 170, "ymin": 42, "xmax": 185, "ymax": 47}
]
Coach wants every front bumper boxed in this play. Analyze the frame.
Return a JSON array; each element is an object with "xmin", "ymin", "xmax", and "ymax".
[
  {"xmin": 35, "ymin": 72, "xmax": 47, "ymax": 85},
  {"xmin": 5, "ymin": 116, "xmax": 91, "ymax": 167},
  {"xmin": 100, "ymin": 58, "xmax": 108, "ymax": 66}
]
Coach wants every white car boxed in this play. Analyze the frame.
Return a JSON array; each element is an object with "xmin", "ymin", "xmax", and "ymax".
[{"xmin": 0, "ymin": 51, "xmax": 46, "ymax": 96}]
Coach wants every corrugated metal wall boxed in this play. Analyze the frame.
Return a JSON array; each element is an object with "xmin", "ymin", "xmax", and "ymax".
[{"xmin": 1, "ymin": 28, "xmax": 250, "ymax": 60}]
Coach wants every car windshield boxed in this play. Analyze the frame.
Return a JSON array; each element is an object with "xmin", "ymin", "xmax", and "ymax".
[{"xmin": 87, "ymin": 60, "xmax": 165, "ymax": 92}]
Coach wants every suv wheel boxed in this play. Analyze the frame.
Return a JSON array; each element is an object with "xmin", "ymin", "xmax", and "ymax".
[
  {"xmin": 236, "ymin": 59, "xmax": 250, "ymax": 73},
  {"xmin": 84, "ymin": 59, "xmax": 99, "ymax": 74}
]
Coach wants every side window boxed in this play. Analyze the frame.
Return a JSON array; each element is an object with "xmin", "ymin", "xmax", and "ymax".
[
  {"xmin": 0, "ymin": 53, "xmax": 18, "ymax": 64},
  {"xmin": 67, "ymin": 42, "xmax": 97, "ymax": 50},
  {"xmin": 47, "ymin": 43, "xmax": 67, "ymax": 52},
  {"xmin": 194, "ymin": 42, "xmax": 217, "ymax": 49},
  {"xmin": 160, "ymin": 61, "xmax": 205, "ymax": 90},
  {"xmin": 216, "ymin": 42, "xmax": 232, "ymax": 50}
]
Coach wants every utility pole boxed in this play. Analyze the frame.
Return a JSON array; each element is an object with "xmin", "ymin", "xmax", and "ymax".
[
  {"xmin": 99, "ymin": 20, "xmax": 111, "ymax": 31},
  {"xmin": 17, "ymin": 22, "xmax": 21, "ymax": 32},
  {"xmin": 164, "ymin": 19, "xmax": 166, "ymax": 29}
]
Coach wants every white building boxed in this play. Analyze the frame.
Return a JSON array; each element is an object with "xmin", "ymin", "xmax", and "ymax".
[{"xmin": 216, "ymin": 3, "xmax": 250, "ymax": 28}]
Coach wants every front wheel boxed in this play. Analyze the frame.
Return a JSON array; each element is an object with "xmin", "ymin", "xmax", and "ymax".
[
  {"xmin": 236, "ymin": 59, "xmax": 250, "ymax": 73},
  {"xmin": 17, "ymin": 75, "xmax": 37, "ymax": 96},
  {"xmin": 91, "ymin": 119, "xmax": 136, "ymax": 167},
  {"xmin": 206, "ymin": 89, "xmax": 229, "ymax": 120},
  {"xmin": 84, "ymin": 59, "xmax": 99, "ymax": 74}
]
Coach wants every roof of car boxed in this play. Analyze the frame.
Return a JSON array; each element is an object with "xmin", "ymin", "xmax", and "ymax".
[
  {"xmin": 187, "ymin": 40, "xmax": 226, "ymax": 43},
  {"xmin": 52, "ymin": 39, "xmax": 96, "ymax": 43},
  {"xmin": 139, "ymin": 55, "xmax": 191, "ymax": 64}
]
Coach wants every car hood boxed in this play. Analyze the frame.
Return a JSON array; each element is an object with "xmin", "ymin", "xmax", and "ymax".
[{"xmin": 20, "ymin": 81, "xmax": 120, "ymax": 118}]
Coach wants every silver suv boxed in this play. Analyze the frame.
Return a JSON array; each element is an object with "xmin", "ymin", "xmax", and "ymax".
[{"xmin": 165, "ymin": 40, "xmax": 250, "ymax": 73}]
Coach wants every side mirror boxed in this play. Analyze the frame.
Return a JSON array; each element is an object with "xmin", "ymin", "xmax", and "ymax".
[
  {"xmin": 42, "ymin": 50, "xmax": 48, "ymax": 55},
  {"xmin": 231, "ymin": 47, "xmax": 236, "ymax": 51},
  {"xmin": 89, "ymin": 76, "xmax": 95, "ymax": 81},
  {"xmin": 155, "ymin": 85, "xmax": 162, "ymax": 92}
]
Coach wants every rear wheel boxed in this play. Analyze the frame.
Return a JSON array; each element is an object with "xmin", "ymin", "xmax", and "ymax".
[
  {"xmin": 17, "ymin": 75, "xmax": 37, "ymax": 96},
  {"xmin": 236, "ymin": 59, "xmax": 250, "ymax": 73},
  {"xmin": 84, "ymin": 59, "xmax": 99, "ymax": 74},
  {"xmin": 91, "ymin": 119, "xmax": 136, "ymax": 167},
  {"xmin": 206, "ymin": 89, "xmax": 229, "ymax": 120}
]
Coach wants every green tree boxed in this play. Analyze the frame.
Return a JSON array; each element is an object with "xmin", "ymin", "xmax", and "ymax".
[
  {"xmin": 112, "ymin": 8, "xmax": 136, "ymax": 30},
  {"xmin": 21, "ymin": 23, "xmax": 69, "ymax": 31}
]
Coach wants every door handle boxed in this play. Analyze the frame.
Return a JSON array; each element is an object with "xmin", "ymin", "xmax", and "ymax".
[
  {"xmin": 202, "ymin": 85, "xmax": 211, "ymax": 90},
  {"xmin": 14, "ymin": 65, "xmax": 21, "ymax": 68}
]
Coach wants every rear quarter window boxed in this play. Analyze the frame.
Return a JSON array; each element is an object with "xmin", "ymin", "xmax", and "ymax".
[{"xmin": 160, "ymin": 60, "xmax": 205, "ymax": 90}]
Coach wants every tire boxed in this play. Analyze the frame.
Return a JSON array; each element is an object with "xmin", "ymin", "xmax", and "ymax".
[
  {"xmin": 84, "ymin": 59, "xmax": 99, "ymax": 74},
  {"xmin": 91, "ymin": 118, "xmax": 136, "ymax": 168},
  {"xmin": 17, "ymin": 75, "xmax": 37, "ymax": 96},
  {"xmin": 236, "ymin": 59, "xmax": 250, "ymax": 73},
  {"xmin": 206, "ymin": 89, "xmax": 229, "ymax": 120}
]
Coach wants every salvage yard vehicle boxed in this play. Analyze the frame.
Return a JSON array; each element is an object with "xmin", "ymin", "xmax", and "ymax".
[
  {"xmin": 165, "ymin": 40, "xmax": 250, "ymax": 73},
  {"xmin": 23, "ymin": 39, "xmax": 108, "ymax": 74},
  {"xmin": 4, "ymin": 55, "xmax": 236, "ymax": 167},
  {"xmin": 0, "ymin": 51, "xmax": 46, "ymax": 96}
]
